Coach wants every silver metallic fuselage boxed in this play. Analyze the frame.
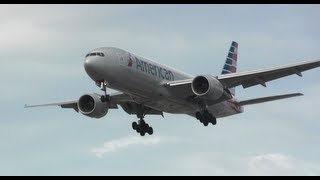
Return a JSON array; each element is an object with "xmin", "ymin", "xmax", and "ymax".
[{"xmin": 84, "ymin": 47, "xmax": 243, "ymax": 118}]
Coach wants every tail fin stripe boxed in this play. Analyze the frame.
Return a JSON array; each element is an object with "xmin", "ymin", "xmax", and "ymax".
[
  {"xmin": 226, "ymin": 59, "xmax": 233, "ymax": 65},
  {"xmin": 232, "ymin": 41, "xmax": 237, "ymax": 47},
  {"xmin": 222, "ymin": 70, "xmax": 231, "ymax": 74},
  {"xmin": 224, "ymin": 64, "xmax": 236, "ymax": 69}
]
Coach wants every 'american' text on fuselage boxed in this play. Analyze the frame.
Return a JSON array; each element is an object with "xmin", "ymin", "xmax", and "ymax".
[{"xmin": 135, "ymin": 58, "xmax": 174, "ymax": 81}]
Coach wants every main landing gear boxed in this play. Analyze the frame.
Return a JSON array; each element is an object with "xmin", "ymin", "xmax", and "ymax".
[
  {"xmin": 196, "ymin": 110, "xmax": 217, "ymax": 126},
  {"xmin": 132, "ymin": 105, "xmax": 154, "ymax": 136},
  {"xmin": 132, "ymin": 119, "xmax": 153, "ymax": 136}
]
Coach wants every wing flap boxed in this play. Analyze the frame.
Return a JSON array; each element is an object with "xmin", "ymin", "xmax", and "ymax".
[
  {"xmin": 237, "ymin": 93, "xmax": 303, "ymax": 106},
  {"xmin": 24, "ymin": 92, "xmax": 165, "ymax": 117}
]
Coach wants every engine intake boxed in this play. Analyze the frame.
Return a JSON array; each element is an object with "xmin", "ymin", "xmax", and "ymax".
[
  {"xmin": 191, "ymin": 75, "xmax": 225, "ymax": 100},
  {"xmin": 78, "ymin": 94, "xmax": 109, "ymax": 118}
]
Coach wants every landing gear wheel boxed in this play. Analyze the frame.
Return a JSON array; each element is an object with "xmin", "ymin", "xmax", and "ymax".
[
  {"xmin": 203, "ymin": 121, "xmax": 209, "ymax": 126},
  {"xmin": 199, "ymin": 118, "xmax": 203, "ymax": 123},
  {"xmin": 132, "ymin": 122, "xmax": 138, "ymax": 130},
  {"xmin": 136, "ymin": 126, "xmax": 141, "ymax": 133},
  {"xmin": 203, "ymin": 111, "xmax": 211, "ymax": 121},
  {"xmin": 211, "ymin": 118, "xmax": 217, "ymax": 125},
  {"xmin": 196, "ymin": 112, "xmax": 202, "ymax": 120},
  {"xmin": 148, "ymin": 127, "xmax": 153, "ymax": 135},
  {"xmin": 140, "ymin": 131, "xmax": 145, "ymax": 136}
]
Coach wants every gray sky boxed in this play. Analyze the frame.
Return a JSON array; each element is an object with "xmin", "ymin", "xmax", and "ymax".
[{"xmin": 1, "ymin": 4, "xmax": 320, "ymax": 175}]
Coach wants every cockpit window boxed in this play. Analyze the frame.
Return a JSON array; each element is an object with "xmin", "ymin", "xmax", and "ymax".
[{"xmin": 85, "ymin": 52, "xmax": 105, "ymax": 57}]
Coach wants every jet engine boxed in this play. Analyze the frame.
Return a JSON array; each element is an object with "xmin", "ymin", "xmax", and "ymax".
[
  {"xmin": 191, "ymin": 75, "xmax": 225, "ymax": 100},
  {"xmin": 78, "ymin": 94, "xmax": 109, "ymax": 118}
]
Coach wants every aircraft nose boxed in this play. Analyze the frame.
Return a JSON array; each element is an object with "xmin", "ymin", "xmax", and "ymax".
[
  {"xmin": 84, "ymin": 57, "xmax": 101, "ymax": 80},
  {"xmin": 84, "ymin": 58, "xmax": 94, "ymax": 72}
]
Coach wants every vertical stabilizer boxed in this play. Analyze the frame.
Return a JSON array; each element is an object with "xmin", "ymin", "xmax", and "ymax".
[{"xmin": 221, "ymin": 41, "xmax": 238, "ymax": 96}]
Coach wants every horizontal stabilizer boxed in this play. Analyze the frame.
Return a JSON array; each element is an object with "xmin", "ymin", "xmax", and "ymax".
[{"xmin": 237, "ymin": 93, "xmax": 303, "ymax": 106}]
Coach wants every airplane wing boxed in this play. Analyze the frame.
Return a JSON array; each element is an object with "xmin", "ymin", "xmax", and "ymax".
[
  {"xmin": 24, "ymin": 100, "xmax": 79, "ymax": 112},
  {"xmin": 24, "ymin": 92, "xmax": 135, "ymax": 110},
  {"xmin": 24, "ymin": 92, "xmax": 164, "ymax": 116},
  {"xmin": 165, "ymin": 59, "xmax": 320, "ymax": 96},
  {"xmin": 236, "ymin": 93, "xmax": 303, "ymax": 106},
  {"xmin": 218, "ymin": 59, "xmax": 320, "ymax": 88},
  {"xmin": 24, "ymin": 100, "xmax": 78, "ymax": 108}
]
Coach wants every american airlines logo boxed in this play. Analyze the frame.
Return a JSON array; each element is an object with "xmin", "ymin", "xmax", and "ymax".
[{"xmin": 128, "ymin": 56, "xmax": 133, "ymax": 67}]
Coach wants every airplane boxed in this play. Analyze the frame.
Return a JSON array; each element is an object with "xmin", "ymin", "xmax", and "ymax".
[{"xmin": 25, "ymin": 41, "xmax": 320, "ymax": 136}]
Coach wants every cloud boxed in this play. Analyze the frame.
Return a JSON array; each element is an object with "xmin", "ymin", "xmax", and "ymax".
[
  {"xmin": 172, "ymin": 152, "xmax": 320, "ymax": 176},
  {"xmin": 91, "ymin": 135, "xmax": 178, "ymax": 158},
  {"xmin": 247, "ymin": 153, "xmax": 320, "ymax": 176}
]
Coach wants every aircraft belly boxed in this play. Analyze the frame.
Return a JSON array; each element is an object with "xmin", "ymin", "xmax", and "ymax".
[{"xmin": 143, "ymin": 99, "xmax": 194, "ymax": 114}]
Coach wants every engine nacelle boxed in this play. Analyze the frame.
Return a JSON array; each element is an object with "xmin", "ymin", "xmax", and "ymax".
[
  {"xmin": 78, "ymin": 94, "xmax": 109, "ymax": 119},
  {"xmin": 191, "ymin": 75, "xmax": 225, "ymax": 100}
]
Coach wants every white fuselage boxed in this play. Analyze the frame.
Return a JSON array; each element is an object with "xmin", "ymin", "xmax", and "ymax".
[{"xmin": 84, "ymin": 47, "xmax": 243, "ymax": 118}]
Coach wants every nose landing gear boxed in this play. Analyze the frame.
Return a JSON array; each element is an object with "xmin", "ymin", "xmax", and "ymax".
[{"xmin": 98, "ymin": 80, "xmax": 110, "ymax": 102}]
